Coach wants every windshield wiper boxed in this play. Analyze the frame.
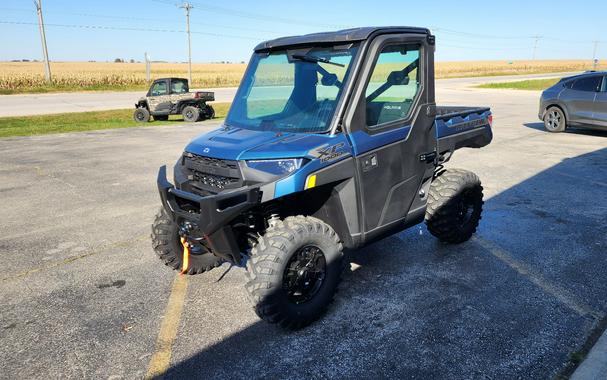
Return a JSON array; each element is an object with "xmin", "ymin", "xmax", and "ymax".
[{"xmin": 292, "ymin": 54, "xmax": 344, "ymax": 67}]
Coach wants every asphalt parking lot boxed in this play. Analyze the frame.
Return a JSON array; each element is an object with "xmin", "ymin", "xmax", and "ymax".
[{"xmin": 1, "ymin": 85, "xmax": 606, "ymax": 379}]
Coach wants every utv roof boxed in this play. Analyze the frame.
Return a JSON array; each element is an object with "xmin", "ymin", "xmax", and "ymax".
[
  {"xmin": 153, "ymin": 77, "xmax": 188, "ymax": 81},
  {"xmin": 254, "ymin": 26, "xmax": 431, "ymax": 51}
]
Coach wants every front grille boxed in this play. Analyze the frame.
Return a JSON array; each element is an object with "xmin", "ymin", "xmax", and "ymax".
[
  {"xmin": 183, "ymin": 153, "xmax": 242, "ymax": 194},
  {"xmin": 192, "ymin": 172, "xmax": 240, "ymax": 190}
]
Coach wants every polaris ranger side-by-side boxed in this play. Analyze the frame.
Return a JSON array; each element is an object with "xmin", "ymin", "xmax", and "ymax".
[
  {"xmin": 134, "ymin": 78, "xmax": 215, "ymax": 123},
  {"xmin": 152, "ymin": 27, "xmax": 493, "ymax": 329}
]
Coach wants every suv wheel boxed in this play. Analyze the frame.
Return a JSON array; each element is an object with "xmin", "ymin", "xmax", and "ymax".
[
  {"xmin": 133, "ymin": 108, "xmax": 150, "ymax": 123},
  {"xmin": 182, "ymin": 106, "xmax": 200, "ymax": 123},
  {"xmin": 425, "ymin": 169, "xmax": 484, "ymax": 244},
  {"xmin": 543, "ymin": 106, "xmax": 566, "ymax": 133},
  {"xmin": 245, "ymin": 216, "xmax": 344, "ymax": 329},
  {"xmin": 151, "ymin": 208, "xmax": 223, "ymax": 274}
]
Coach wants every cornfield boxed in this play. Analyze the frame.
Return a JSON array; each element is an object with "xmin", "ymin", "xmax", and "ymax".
[
  {"xmin": 0, "ymin": 60, "xmax": 604, "ymax": 94},
  {"xmin": 0, "ymin": 61, "xmax": 247, "ymax": 94}
]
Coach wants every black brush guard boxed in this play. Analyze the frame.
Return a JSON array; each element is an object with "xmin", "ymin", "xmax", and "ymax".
[{"xmin": 157, "ymin": 165, "xmax": 260, "ymax": 263}]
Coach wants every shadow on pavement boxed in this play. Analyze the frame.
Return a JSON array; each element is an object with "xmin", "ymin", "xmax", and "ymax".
[
  {"xmin": 524, "ymin": 122, "xmax": 607, "ymax": 137},
  {"xmin": 163, "ymin": 147, "xmax": 607, "ymax": 380}
]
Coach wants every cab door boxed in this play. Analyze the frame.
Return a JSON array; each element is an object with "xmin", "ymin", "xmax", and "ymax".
[
  {"xmin": 343, "ymin": 34, "xmax": 436, "ymax": 239},
  {"xmin": 147, "ymin": 79, "xmax": 171, "ymax": 114}
]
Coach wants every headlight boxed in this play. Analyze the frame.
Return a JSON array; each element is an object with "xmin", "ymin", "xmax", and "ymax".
[{"xmin": 246, "ymin": 158, "xmax": 304, "ymax": 175}]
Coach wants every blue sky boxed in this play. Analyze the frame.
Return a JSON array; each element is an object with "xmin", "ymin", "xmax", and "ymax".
[{"xmin": 0, "ymin": 0, "xmax": 605, "ymax": 63}]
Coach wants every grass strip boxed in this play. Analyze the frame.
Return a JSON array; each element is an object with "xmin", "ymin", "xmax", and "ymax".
[{"xmin": 0, "ymin": 102, "xmax": 231, "ymax": 138}]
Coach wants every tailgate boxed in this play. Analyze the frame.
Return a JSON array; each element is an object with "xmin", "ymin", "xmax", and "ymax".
[{"xmin": 435, "ymin": 106, "xmax": 492, "ymax": 153}]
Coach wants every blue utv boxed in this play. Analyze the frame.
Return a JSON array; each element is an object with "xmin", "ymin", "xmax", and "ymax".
[{"xmin": 152, "ymin": 27, "xmax": 493, "ymax": 329}]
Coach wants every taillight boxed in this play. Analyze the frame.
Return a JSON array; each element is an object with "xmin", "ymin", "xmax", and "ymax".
[
  {"xmin": 194, "ymin": 92, "xmax": 201, "ymax": 99},
  {"xmin": 488, "ymin": 114, "xmax": 493, "ymax": 126}
]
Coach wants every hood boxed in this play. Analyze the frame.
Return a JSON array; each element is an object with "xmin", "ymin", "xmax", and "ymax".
[{"xmin": 184, "ymin": 125, "xmax": 344, "ymax": 160}]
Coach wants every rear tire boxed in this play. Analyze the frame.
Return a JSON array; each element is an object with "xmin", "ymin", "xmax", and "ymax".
[
  {"xmin": 151, "ymin": 208, "xmax": 223, "ymax": 274},
  {"xmin": 133, "ymin": 108, "xmax": 150, "ymax": 123},
  {"xmin": 182, "ymin": 106, "xmax": 200, "ymax": 123},
  {"xmin": 543, "ymin": 106, "xmax": 566, "ymax": 133},
  {"xmin": 245, "ymin": 216, "xmax": 344, "ymax": 329},
  {"xmin": 425, "ymin": 169, "xmax": 484, "ymax": 244}
]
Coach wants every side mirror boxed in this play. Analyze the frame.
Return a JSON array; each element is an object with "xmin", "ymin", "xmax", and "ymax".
[{"xmin": 386, "ymin": 70, "xmax": 410, "ymax": 86}]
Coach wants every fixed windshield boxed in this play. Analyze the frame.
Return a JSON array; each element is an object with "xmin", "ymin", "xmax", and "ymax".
[{"xmin": 225, "ymin": 44, "xmax": 359, "ymax": 133}]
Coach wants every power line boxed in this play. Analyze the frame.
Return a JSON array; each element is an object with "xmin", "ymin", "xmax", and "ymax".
[
  {"xmin": 0, "ymin": 6, "xmax": 281, "ymax": 36},
  {"xmin": 0, "ymin": 20, "xmax": 262, "ymax": 40},
  {"xmin": 151, "ymin": 0, "xmax": 350, "ymax": 29}
]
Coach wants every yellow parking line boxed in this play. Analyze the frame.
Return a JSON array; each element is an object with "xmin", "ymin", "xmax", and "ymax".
[{"xmin": 146, "ymin": 274, "xmax": 189, "ymax": 379}]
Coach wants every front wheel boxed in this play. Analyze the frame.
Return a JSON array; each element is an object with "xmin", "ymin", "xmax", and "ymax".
[
  {"xmin": 543, "ymin": 106, "xmax": 566, "ymax": 133},
  {"xmin": 133, "ymin": 108, "xmax": 150, "ymax": 123},
  {"xmin": 425, "ymin": 169, "xmax": 484, "ymax": 244},
  {"xmin": 245, "ymin": 216, "xmax": 344, "ymax": 329},
  {"xmin": 151, "ymin": 208, "xmax": 223, "ymax": 274}
]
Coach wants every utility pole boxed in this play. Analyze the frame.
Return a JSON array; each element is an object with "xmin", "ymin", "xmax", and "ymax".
[
  {"xmin": 532, "ymin": 35, "xmax": 541, "ymax": 61},
  {"xmin": 592, "ymin": 40, "xmax": 599, "ymax": 69},
  {"xmin": 34, "ymin": 0, "xmax": 51, "ymax": 83},
  {"xmin": 145, "ymin": 52, "xmax": 151, "ymax": 82},
  {"xmin": 179, "ymin": 2, "xmax": 193, "ymax": 84}
]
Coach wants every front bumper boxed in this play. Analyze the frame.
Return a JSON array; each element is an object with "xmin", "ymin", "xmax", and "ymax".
[{"xmin": 157, "ymin": 165, "xmax": 261, "ymax": 262}]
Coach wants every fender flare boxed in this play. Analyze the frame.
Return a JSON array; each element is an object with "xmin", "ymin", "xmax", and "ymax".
[
  {"xmin": 136, "ymin": 100, "xmax": 149, "ymax": 110},
  {"xmin": 176, "ymin": 99, "xmax": 203, "ymax": 113}
]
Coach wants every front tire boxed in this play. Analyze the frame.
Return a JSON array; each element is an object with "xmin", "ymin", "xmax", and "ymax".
[
  {"xmin": 245, "ymin": 216, "xmax": 344, "ymax": 329},
  {"xmin": 151, "ymin": 208, "xmax": 223, "ymax": 274},
  {"xmin": 425, "ymin": 169, "xmax": 484, "ymax": 244},
  {"xmin": 182, "ymin": 106, "xmax": 200, "ymax": 123},
  {"xmin": 543, "ymin": 106, "xmax": 566, "ymax": 133},
  {"xmin": 133, "ymin": 108, "xmax": 150, "ymax": 123}
]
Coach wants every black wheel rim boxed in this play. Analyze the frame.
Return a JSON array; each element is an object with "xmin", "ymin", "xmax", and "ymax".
[
  {"xmin": 457, "ymin": 190, "xmax": 476, "ymax": 227},
  {"xmin": 283, "ymin": 245, "xmax": 326, "ymax": 304},
  {"xmin": 136, "ymin": 112, "xmax": 144, "ymax": 121},
  {"xmin": 186, "ymin": 110, "xmax": 193, "ymax": 119}
]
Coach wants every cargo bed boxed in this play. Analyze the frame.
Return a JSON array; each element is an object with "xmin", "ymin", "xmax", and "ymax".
[{"xmin": 434, "ymin": 106, "xmax": 493, "ymax": 158}]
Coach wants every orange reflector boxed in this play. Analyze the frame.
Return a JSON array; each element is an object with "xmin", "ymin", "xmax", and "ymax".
[{"xmin": 180, "ymin": 237, "xmax": 190, "ymax": 274}]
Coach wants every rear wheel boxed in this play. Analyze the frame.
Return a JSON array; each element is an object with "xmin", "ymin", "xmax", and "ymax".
[
  {"xmin": 543, "ymin": 106, "xmax": 566, "ymax": 133},
  {"xmin": 425, "ymin": 169, "xmax": 484, "ymax": 244},
  {"xmin": 245, "ymin": 216, "xmax": 344, "ymax": 329},
  {"xmin": 133, "ymin": 108, "xmax": 150, "ymax": 123},
  {"xmin": 151, "ymin": 208, "xmax": 223, "ymax": 274},
  {"xmin": 182, "ymin": 106, "xmax": 200, "ymax": 123}
]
